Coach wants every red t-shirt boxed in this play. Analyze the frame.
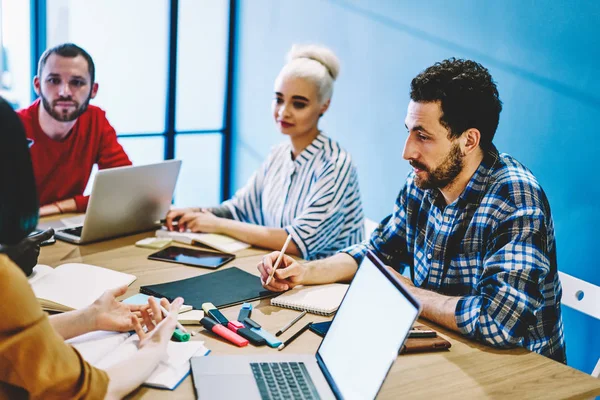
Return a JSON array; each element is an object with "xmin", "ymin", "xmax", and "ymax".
[{"xmin": 17, "ymin": 99, "xmax": 132, "ymax": 212}]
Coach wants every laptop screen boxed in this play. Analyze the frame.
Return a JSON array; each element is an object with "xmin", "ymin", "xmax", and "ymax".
[{"xmin": 316, "ymin": 251, "xmax": 420, "ymax": 400}]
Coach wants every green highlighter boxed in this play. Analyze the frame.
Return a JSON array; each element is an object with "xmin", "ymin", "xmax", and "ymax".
[{"xmin": 172, "ymin": 328, "xmax": 191, "ymax": 342}]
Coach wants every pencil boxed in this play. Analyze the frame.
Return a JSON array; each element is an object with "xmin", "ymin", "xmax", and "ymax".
[
  {"xmin": 276, "ymin": 310, "xmax": 307, "ymax": 337},
  {"xmin": 266, "ymin": 234, "xmax": 293, "ymax": 286},
  {"xmin": 159, "ymin": 304, "xmax": 188, "ymax": 333},
  {"xmin": 278, "ymin": 321, "xmax": 312, "ymax": 351}
]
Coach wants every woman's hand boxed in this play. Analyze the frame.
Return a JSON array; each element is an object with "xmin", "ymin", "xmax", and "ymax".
[
  {"xmin": 177, "ymin": 210, "xmax": 223, "ymax": 233},
  {"xmin": 134, "ymin": 297, "xmax": 183, "ymax": 349}
]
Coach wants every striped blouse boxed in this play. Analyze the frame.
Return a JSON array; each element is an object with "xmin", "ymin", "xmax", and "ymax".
[{"xmin": 222, "ymin": 133, "xmax": 364, "ymax": 260}]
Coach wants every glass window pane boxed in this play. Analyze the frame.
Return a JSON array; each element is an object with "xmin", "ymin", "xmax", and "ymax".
[
  {"xmin": 84, "ymin": 136, "xmax": 165, "ymax": 196},
  {"xmin": 46, "ymin": 0, "xmax": 168, "ymax": 134},
  {"xmin": 176, "ymin": 0, "xmax": 229, "ymax": 131},
  {"xmin": 1, "ymin": 0, "xmax": 31, "ymax": 109},
  {"xmin": 174, "ymin": 134, "xmax": 221, "ymax": 207}
]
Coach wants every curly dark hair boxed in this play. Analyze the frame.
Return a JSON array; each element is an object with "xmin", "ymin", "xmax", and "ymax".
[{"xmin": 410, "ymin": 58, "xmax": 502, "ymax": 150}]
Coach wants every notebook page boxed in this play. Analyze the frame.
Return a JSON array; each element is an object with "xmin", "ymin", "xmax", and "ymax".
[
  {"xmin": 27, "ymin": 264, "xmax": 54, "ymax": 286},
  {"xmin": 91, "ymin": 333, "xmax": 208, "ymax": 390},
  {"xmin": 31, "ymin": 263, "xmax": 136, "ymax": 310},
  {"xmin": 271, "ymin": 283, "xmax": 349, "ymax": 315},
  {"xmin": 67, "ymin": 330, "xmax": 132, "ymax": 365},
  {"xmin": 155, "ymin": 229, "xmax": 250, "ymax": 253}
]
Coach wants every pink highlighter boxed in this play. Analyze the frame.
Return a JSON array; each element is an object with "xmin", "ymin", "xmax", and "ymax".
[{"xmin": 201, "ymin": 317, "xmax": 248, "ymax": 347}]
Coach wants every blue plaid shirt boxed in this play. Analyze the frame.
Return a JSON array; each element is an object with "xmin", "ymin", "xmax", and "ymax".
[{"xmin": 344, "ymin": 145, "xmax": 566, "ymax": 362}]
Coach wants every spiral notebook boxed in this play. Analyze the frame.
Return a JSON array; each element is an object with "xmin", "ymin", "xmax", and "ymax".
[{"xmin": 270, "ymin": 283, "xmax": 349, "ymax": 315}]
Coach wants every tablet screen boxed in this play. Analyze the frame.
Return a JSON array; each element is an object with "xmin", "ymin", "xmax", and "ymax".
[{"xmin": 148, "ymin": 246, "xmax": 235, "ymax": 269}]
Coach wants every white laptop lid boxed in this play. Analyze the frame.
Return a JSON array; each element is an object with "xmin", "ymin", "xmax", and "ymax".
[
  {"xmin": 81, "ymin": 160, "xmax": 181, "ymax": 242},
  {"xmin": 316, "ymin": 250, "xmax": 421, "ymax": 400}
]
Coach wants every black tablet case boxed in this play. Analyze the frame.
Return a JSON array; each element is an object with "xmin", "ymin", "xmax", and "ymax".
[{"xmin": 140, "ymin": 267, "xmax": 277, "ymax": 309}]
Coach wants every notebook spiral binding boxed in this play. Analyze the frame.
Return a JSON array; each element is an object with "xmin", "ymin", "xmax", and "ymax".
[{"xmin": 270, "ymin": 301, "xmax": 333, "ymax": 316}]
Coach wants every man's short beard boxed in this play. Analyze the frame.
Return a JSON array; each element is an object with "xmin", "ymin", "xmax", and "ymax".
[
  {"xmin": 413, "ymin": 142, "xmax": 464, "ymax": 190},
  {"xmin": 40, "ymin": 91, "xmax": 91, "ymax": 122}
]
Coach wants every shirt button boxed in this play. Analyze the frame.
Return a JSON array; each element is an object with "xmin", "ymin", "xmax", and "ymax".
[{"xmin": 427, "ymin": 253, "xmax": 432, "ymax": 260}]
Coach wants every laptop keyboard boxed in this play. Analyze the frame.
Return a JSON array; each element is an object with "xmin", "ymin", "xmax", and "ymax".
[
  {"xmin": 250, "ymin": 362, "xmax": 321, "ymax": 400},
  {"xmin": 60, "ymin": 226, "xmax": 83, "ymax": 237}
]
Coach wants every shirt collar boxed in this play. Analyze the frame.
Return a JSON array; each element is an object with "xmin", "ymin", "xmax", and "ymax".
[
  {"xmin": 426, "ymin": 144, "xmax": 500, "ymax": 208},
  {"xmin": 287, "ymin": 133, "xmax": 327, "ymax": 168}
]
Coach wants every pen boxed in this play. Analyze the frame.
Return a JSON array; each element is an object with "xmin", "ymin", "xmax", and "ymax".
[
  {"xmin": 158, "ymin": 216, "xmax": 181, "ymax": 225},
  {"xmin": 276, "ymin": 310, "xmax": 307, "ymax": 337},
  {"xmin": 266, "ymin": 234, "xmax": 293, "ymax": 286},
  {"xmin": 278, "ymin": 321, "xmax": 312, "ymax": 351},
  {"xmin": 159, "ymin": 304, "xmax": 189, "ymax": 333}
]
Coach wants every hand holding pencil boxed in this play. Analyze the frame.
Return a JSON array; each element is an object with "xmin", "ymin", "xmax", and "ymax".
[{"xmin": 258, "ymin": 234, "xmax": 307, "ymax": 292}]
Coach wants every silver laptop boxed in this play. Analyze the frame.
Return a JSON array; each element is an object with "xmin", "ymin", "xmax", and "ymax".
[
  {"xmin": 54, "ymin": 160, "xmax": 181, "ymax": 244},
  {"xmin": 191, "ymin": 250, "xmax": 421, "ymax": 400}
]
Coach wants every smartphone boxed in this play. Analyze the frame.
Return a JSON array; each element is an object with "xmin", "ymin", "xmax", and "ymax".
[
  {"xmin": 148, "ymin": 246, "xmax": 235, "ymax": 269},
  {"xmin": 309, "ymin": 321, "xmax": 331, "ymax": 337},
  {"xmin": 408, "ymin": 329, "xmax": 437, "ymax": 338},
  {"xmin": 29, "ymin": 229, "xmax": 56, "ymax": 246}
]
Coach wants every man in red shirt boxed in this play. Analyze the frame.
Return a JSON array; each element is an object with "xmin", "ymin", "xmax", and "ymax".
[{"xmin": 17, "ymin": 43, "xmax": 131, "ymax": 216}]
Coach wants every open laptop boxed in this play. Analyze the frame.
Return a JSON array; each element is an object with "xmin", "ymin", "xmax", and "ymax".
[
  {"xmin": 191, "ymin": 250, "xmax": 421, "ymax": 400},
  {"xmin": 54, "ymin": 160, "xmax": 181, "ymax": 244}
]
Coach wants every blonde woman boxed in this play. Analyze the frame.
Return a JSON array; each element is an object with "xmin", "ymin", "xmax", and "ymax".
[{"xmin": 166, "ymin": 45, "xmax": 364, "ymax": 260}]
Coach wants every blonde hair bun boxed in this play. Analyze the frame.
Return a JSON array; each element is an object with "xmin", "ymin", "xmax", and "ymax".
[{"xmin": 286, "ymin": 44, "xmax": 340, "ymax": 80}]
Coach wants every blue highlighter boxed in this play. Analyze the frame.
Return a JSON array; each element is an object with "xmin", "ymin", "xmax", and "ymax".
[{"xmin": 238, "ymin": 303, "xmax": 282, "ymax": 348}]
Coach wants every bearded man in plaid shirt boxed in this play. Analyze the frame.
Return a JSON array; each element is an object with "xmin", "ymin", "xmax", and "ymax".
[{"xmin": 258, "ymin": 58, "xmax": 566, "ymax": 363}]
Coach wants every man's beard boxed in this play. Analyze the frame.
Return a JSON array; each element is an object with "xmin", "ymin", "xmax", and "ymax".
[
  {"xmin": 412, "ymin": 142, "xmax": 464, "ymax": 190},
  {"xmin": 40, "ymin": 91, "xmax": 91, "ymax": 122}
]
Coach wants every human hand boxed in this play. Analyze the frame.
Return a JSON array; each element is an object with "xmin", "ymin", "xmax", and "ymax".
[
  {"xmin": 0, "ymin": 228, "xmax": 54, "ymax": 276},
  {"xmin": 177, "ymin": 210, "xmax": 223, "ymax": 233},
  {"xmin": 39, "ymin": 203, "xmax": 61, "ymax": 217},
  {"xmin": 134, "ymin": 297, "xmax": 183, "ymax": 349},
  {"xmin": 164, "ymin": 208, "xmax": 196, "ymax": 231},
  {"xmin": 257, "ymin": 251, "xmax": 307, "ymax": 292},
  {"xmin": 87, "ymin": 285, "xmax": 144, "ymax": 332},
  {"xmin": 385, "ymin": 266, "xmax": 414, "ymax": 287}
]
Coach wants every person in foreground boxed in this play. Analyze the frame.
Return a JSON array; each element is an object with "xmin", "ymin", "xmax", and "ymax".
[
  {"xmin": 17, "ymin": 42, "xmax": 131, "ymax": 217},
  {"xmin": 0, "ymin": 96, "xmax": 180, "ymax": 399},
  {"xmin": 165, "ymin": 44, "xmax": 364, "ymax": 260},
  {"xmin": 258, "ymin": 58, "xmax": 566, "ymax": 362}
]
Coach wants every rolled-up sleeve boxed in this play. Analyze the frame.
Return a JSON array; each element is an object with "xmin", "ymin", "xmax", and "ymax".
[
  {"xmin": 222, "ymin": 162, "xmax": 267, "ymax": 226},
  {"xmin": 342, "ymin": 185, "xmax": 411, "ymax": 271},
  {"xmin": 284, "ymin": 155, "xmax": 360, "ymax": 259},
  {"xmin": 455, "ymin": 207, "xmax": 549, "ymax": 347}
]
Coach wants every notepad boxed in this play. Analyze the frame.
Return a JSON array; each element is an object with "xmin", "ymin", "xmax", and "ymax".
[
  {"xmin": 140, "ymin": 267, "xmax": 277, "ymax": 310},
  {"xmin": 155, "ymin": 228, "xmax": 250, "ymax": 253},
  {"xmin": 66, "ymin": 330, "xmax": 209, "ymax": 390},
  {"xmin": 270, "ymin": 284, "xmax": 349, "ymax": 316},
  {"xmin": 29, "ymin": 263, "xmax": 136, "ymax": 312}
]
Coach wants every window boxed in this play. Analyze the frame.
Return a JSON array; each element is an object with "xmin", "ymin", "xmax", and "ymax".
[{"xmin": 43, "ymin": 0, "xmax": 231, "ymax": 206}]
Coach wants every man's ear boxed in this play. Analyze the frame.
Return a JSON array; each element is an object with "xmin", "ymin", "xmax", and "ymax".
[
  {"xmin": 33, "ymin": 76, "xmax": 41, "ymax": 96},
  {"xmin": 319, "ymin": 99, "xmax": 331, "ymax": 117},
  {"xmin": 462, "ymin": 128, "xmax": 481, "ymax": 155},
  {"xmin": 90, "ymin": 83, "xmax": 99, "ymax": 99}
]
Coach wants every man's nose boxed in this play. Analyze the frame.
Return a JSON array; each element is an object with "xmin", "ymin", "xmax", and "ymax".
[
  {"xmin": 59, "ymin": 83, "xmax": 72, "ymax": 97},
  {"xmin": 402, "ymin": 135, "xmax": 417, "ymax": 161}
]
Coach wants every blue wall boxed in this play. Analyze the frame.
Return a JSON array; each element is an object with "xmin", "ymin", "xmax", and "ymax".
[{"xmin": 231, "ymin": 0, "xmax": 600, "ymax": 373}]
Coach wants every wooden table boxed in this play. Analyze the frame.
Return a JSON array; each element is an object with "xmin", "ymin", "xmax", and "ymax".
[{"xmin": 38, "ymin": 230, "xmax": 600, "ymax": 399}]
